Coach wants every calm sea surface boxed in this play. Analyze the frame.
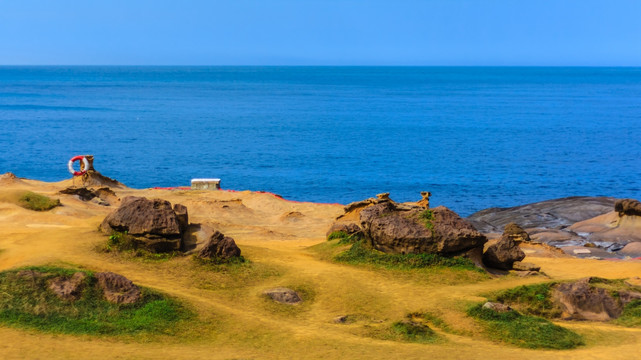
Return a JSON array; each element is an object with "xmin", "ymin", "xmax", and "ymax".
[{"xmin": 1, "ymin": 66, "xmax": 640, "ymax": 216}]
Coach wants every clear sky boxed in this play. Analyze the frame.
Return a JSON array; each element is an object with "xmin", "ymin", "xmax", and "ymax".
[{"xmin": 1, "ymin": 0, "xmax": 640, "ymax": 66}]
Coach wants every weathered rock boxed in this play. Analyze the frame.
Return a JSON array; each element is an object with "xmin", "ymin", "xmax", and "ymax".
[
  {"xmin": 615, "ymin": 199, "xmax": 641, "ymax": 217},
  {"xmin": 482, "ymin": 237, "xmax": 525, "ymax": 270},
  {"xmin": 48, "ymin": 272, "xmax": 87, "ymax": 301},
  {"xmin": 376, "ymin": 192, "xmax": 391, "ymax": 201},
  {"xmin": 95, "ymin": 272, "xmax": 141, "ymax": 304},
  {"xmin": 197, "ymin": 230, "xmax": 241, "ymax": 260},
  {"xmin": 100, "ymin": 196, "xmax": 187, "ymax": 252},
  {"xmin": 512, "ymin": 261, "xmax": 540, "ymax": 272},
  {"xmin": 59, "ymin": 187, "xmax": 97, "ymax": 201},
  {"xmin": 326, "ymin": 222, "xmax": 362, "ymax": 238},
  {"xmin": 264, "ymin": 287, "xmax": 302, "ymax": 305},
  {"xmin": 553, "ymin": 278, "xmax": 623, "ymax": 321},
  {"xmin": 503, "ymin": 223, "xmax": 531, "ymax": 243},
  {"xmin": 173, "ymin": 203, "xmax": 189, "ymax": 234},
  {"xmin": 416, "ymin": 191, "xmax": 432, "ymax": 208},
  {"xmin": 359, "ymin": 202, "xmax": 486, "ymax": 255},
  {"xmin": 482, "ymin": 302, "xmax": 513, "ymax": 313}
]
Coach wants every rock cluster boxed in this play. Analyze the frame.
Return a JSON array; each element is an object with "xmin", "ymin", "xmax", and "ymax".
[{"xmin": 100, "ymin": 196, "xmax": 188, "ymax": 253}]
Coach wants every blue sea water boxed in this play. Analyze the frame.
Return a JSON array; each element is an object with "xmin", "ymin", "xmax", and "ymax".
[{"xmin": 1, "ymin": 66, "xmax": 640, "ymax": 216}]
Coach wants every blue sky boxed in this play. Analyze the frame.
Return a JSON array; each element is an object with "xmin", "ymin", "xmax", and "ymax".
[{"xmin": 1, "ymin": 0, "xmax": 640, "ymax": 65}]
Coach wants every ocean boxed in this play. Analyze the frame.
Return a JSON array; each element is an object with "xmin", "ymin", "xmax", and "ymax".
[{"xmin": 1, "ymin": 66, "xmax": 640, "ymax": 216}]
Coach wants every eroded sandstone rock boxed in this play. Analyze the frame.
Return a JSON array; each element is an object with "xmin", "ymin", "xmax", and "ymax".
[
  {"xmin": 95, "ymin": 272, "xmax": 141, "ymax": 305},
  {"xmin": 264, "ymin": 287, "xmax": 302, "ymax": 305},
  {"xmin": 100, "ymin": 196, "xmax": 187, "ymax": 252},
  {"xmin": 48, "ymin": 272, "xmax": 87, "ymax": 301},
  {"xmin": 359, "ymin": 201, "xmax": 486, "ymax": 255}
]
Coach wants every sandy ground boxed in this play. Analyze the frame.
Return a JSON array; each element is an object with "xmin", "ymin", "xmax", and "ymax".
[{"xmin": 1, "ymin": 175, "xmax": 640, "ymax": 359}]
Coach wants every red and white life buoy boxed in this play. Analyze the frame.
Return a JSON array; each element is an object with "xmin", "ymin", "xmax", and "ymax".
[{"xmin": 67, "ymin": 156, "xmax": 90, "ymax": 176}]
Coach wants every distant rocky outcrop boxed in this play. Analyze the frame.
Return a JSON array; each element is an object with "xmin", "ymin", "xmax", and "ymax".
[
  {"xmin": 467, "ymin": 196, "xmax": 616, "ymax": 234},
  {"xmin": 100, "ymin": 196, "xmax": 187, "ymax": 253},
  {"xmin": 359, "ymin": 200, "xmax": 486, "ymax": 255}
]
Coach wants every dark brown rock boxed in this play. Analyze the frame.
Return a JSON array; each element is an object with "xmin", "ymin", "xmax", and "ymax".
[
  {"xmin": 100, "ymin": 196, "xmax": 186, "ymax": 252},
  {"xmin": 359, "ymin": 202, "xmax": 486, "ymax": 255},
  {"xmin": 482, "ymin": 237, "xmax": 525, "ymax": 270},
  {"xmin": 59, "ymin": 187, "xmax": 97, "ymax": 201},
  {"xmin": 95, "ymin": 272, "xmax": 142, "ymax": 304},
  {"xmin": 615, "ymin": 199, "xmax": 641, "ymax": 217},
  {"xmin": 503, "ymin": 222, "xmax": 531, "ymax": 243},
  {"xmin": 264, "ymin": 287, "xmax": 302, "ymax": 305},
  {"xmin": 48, "ymin": 272, "xmax": 87, "ymax": 301},
  {"xmin": 552, "ymin": 278, "xmax": 623, "ymax": 321},
  {"xmin": 197, "ymin": 230, "xmax": 241, "ymax": 260}
]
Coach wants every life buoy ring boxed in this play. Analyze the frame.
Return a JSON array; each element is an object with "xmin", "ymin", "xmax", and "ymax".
[{"xmin": 68, "ymin": 156, "xmax": 90, "ymax": 176}]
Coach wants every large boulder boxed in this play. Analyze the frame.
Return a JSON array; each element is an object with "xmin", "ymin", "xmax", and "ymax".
[
  {"xmin": 95, "ymin": 272, "xmax": 142, "ymax": 305},
  {"xmin": 197, "ymin": 230, "xmax": 241, "ymax": 260},
  {"xmin": 100, "ymin": 196, "xmax": 187, "ymax": 252},
  {"xmin": 482, "ymin": 237, "xmax": 525, "ymax": 270},
  {"xmin": 359, "ymin": 201, "xmax": 486, "ymax": 255}
]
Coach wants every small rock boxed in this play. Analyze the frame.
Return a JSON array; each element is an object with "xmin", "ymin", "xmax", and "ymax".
[
  {"xmin": 502, "ymin": 223, "xmax": 531, "ymax": 243},
  {"xmin": 95, "ymin": 272, "xmax": 142, "ymax": 304},
  {"xmin": 197, "ymin": 230, "xmax": 241, "ymax": 260},
  {"xmin": 482, "ymin": 237, "xmax": 525, "ymax": 270},
  {"xmin": 512, "ymin": 261, "xmax": 541, "ymax": 272},
  {"xmin": 553, "ymin": 278, "xmax": 622, "ymax": 321},
  {"xmin": 376, "ymin": 192, "xmax": 391, "ymax": 201},
  {"xmin": 48, "ymin": 272, "xmax": 87, "ymax": 301},
  {"xmin": 264, "ymin": 287, "xmax": 302, "ymax": 305},
  {"xmin": 514, "ymin": 270, "xmax": 540, "ymax": 277},
  {"xmin": 482, "ymin": 302, "xmax": 512, "ymax": 313},
  {"xmin": 334, "ymin": 315, "xmax": 349, "ymax": 324}
]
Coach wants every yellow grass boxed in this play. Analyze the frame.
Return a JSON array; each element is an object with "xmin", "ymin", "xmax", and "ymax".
[{"xmin": 1, "ymin": 177, "xmax": 641, "ymax": 359}]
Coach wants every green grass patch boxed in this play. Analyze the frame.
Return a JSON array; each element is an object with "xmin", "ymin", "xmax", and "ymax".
[
  {"xmin": 366, "ymin": 314, "xmax": 439, "ymax": 344},
  {"xmin": 100, "ymin": 231, "xmax": 183, "ymax": 262},
  {"xmin": 0, "ymin": 266, "xmax": 191, "ymax": 336},
  {"xmin": 327, "ymin": 230, "xmax": 361, "ymax": 244},
  {"xmin": 418, "ymin": 209, "xmax": 435, "ymax": 230},
  {"xmin": 335, "ymin": 240, "xmax": 481, "ymax": 272},
  {"xmin": 491, "ymin": 282, "xmax": 561, "ymax": 318},
  {"xmin": 467, "ymin": 303, "xmax": 584, "ymax": 349},
  {"xmin": 17, "ymin": 191, "xmax": 60, "ymax": 211},
  {"xmin": 614, "ymin": 300, "xmax": 641, "ymax": 327}
]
